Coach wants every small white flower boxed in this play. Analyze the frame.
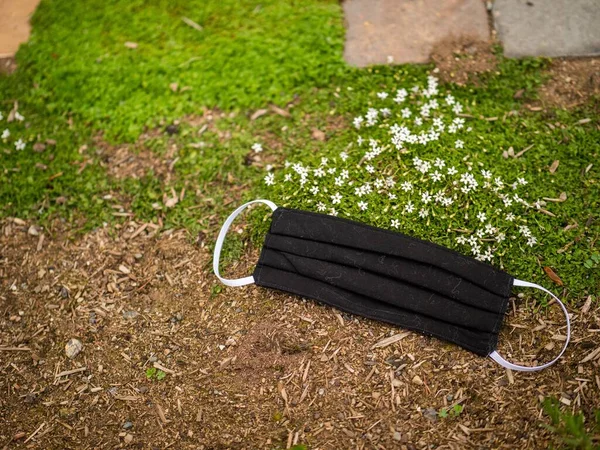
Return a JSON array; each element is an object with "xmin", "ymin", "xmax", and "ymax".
[
  {"xmin": 15, "ymin": 112, "xmax": 24, "ymax": 121},
  {"xmin": 314, "ymin": 168, "xmax": 326, "ymax": 177},
  {"xmin": 496, "ymin": 233, "xmax": 506, "ymax": 243},
  {"xmin": 414, "ymin": 117, "xmax": 423, "ymax": 126},
  {"xmin": 327, "ymin": 167, "xmax": 336, "ymax": 174},
  {"xmin": 430, "ymin": 171, "xmax": 442, "ymax": 182},
  {"xmin": 517, "ymin": 177, "xmax": 528, "ymax": 185},
  {"xmin": 1, "ymin": 128, "xmax": 9, "ymax": 139},
  {"xmin": 264, "ymin": 173, "xmax": 275, "ymax": 186},
  {"xmin": 434, "ymin": 158, "xmax": 445, "ymax": 169},
  {"xmin": 388, "ymin": 193, "xmax": 397, "ymax": 200},
  {"xmin": 357, "ymin": 136, "xmax": 363, "ymax": 146},
  {"xmin": 401, "ymin": 181, "xmax": 413, "ymax": 192},
  {"xmin": 284, "ymin": 174, "xmax": 292, "ymax": 182},
  {"xmin": 445, "ymin": 94, "xmax": 455, "ymax": 105},
  {"xmin": 358, "ymin": 201, "xmax": 368, "ymax": 211},
  {"xmin": 331, "ymin": 193, "xmax": 342, "ymax": 204},
  {"xmin": 334, "ymin": 176, "xmax": 344, "ymax": 186},
  {"xmin": 15, "ymin": 139, "xmax": 26, "ymax": 151},
  {"xmin": 340, "ymin": 151, "xmax": 349, "ymax": 161},
  {"xmin": 377, "ymin": 92, "xmax": 389, "ymax": 100},
  {"xmin": 391, "ymin": 219, "xmax": 400, "ymax": 228},
  {"xmin": 317, "ymin": 202, "xmax": 326, "ymax": 212},
  {"xmin": 401, "ymin": 108, "xmax": 411, "ymax": 118},
  {"xmin": 353, "ymin": 116, "xmax": 364, "ymax": 129},
  {"xmin": 452, "ymin": 103, "xmax": 463, "ymax": 114},
  {"xmin": 505, "ymin": 213, "xmax": 515, "ymax": 222},
  {"xmin": 374, "ymin": 179, "xmax": 384, "ymax": 189},
  {"xmin": 252, "ymin": 143, "xmax": 263, "ymax": 153},
  {"xmin": 284, "ymin": 161, "xmax": 291, "ymax": 168},
  {"xmin": 477, "ymin": 212, "xmax": 487, "ymax": 222},
  {"xmin": 365, "ymin": 165, "xmax": 375, "ymax": 174},
  {"xmin": 340, "ymin": 169, "xmax": 349, "ymax": 179},
  {"xmin": 404, "ymin": 201, "xmax": 415, "ymax": 213},
  {"xmin": 329, "ymin": 208, "xmax": 338, "ymax": 217},
  {"xmin": 380, "ymin": 108, "xmax": 391, "ymax": 117},
  {"xmin": 310, "ymin": 186, "xmax": 319, "ymax": 195},
  {"xmin": 455, "ymin": 140, "xmax": 464, "ymax": 149},
  {"xmin": 481, "ymin": 169, "xmax": 492, "ymax": 179},
  {"xmin": 321, "ymin": 157, "xmax": 329, "ymax": 166},
  {"xmin": 421, "ymin": 191, "xmax": 432, "ymax": 204},
  {"xmin": 447, "ymin": 166, "xmax": 458, "ymax": 176},
  {"xmin": 456, "ymin": 235, "xmax": 467, "ymax": 245},
  {"xmin": 527, "ymin": 236, "xmax": 537, "ymax": 247},
  {"xmin": 418, "ymin": 208, "xmax": 428, "ymax": 218}
]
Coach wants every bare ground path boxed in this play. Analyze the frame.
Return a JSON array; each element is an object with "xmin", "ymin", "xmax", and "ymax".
[{"xmin": 1, "ymin": 213, "xmax": 599, "ymax": 449}]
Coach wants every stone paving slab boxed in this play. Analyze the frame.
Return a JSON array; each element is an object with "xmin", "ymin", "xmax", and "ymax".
[
  {"xmin": 494, "ymin": 0, "xmax": 600, "ymax": 58},
  {"xmin": 343, "ymin": 0, "xmax": 489, "ymax": 67},
  {"xmin": 0, "ymin": 0, "xmax": 40, "ymax": 58}
]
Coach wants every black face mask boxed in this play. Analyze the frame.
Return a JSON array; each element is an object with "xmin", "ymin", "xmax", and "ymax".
[{"xmin": 214, "ymin": 200, "xmax": 570, "ymax": 372}]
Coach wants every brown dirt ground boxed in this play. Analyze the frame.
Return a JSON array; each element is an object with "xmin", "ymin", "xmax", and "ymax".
[
  {"xmin": 430, "ymin": 37, "xmax": 498, "ymax": 86},
  {"xmin": 1, "ymin": 210, "xmax": 599, "ymax": 449},
  {"xmin": 538, "ymin": 58, "xmax": 600, "ymax": 109}
]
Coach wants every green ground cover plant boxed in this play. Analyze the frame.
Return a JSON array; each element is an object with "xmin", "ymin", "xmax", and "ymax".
[{"xmin": 0, "ymin": 0, "xmax": 598, "ymax": 300}]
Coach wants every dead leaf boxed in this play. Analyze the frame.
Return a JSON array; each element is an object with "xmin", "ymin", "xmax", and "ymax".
[
  {"xmin": 577, "ymin": 118, "xmax": 591, "ymax": 125},
  {"xmin": 269, "ymin": 104, "xmax": 290, "ymax": 117},
  {"xmin": 312, "ymin": 128, "xmax": 326, "ymax": 141},
  {"xmin": 33, "ymin": 143, "xmax": 46, "ymax": 152},
  {"xmin": 543, "ymin": 267, "xmax": 564, "ymax": 286},
  {"xmin": 182, "ymin": 16, "xmax": 203, "ymax": 31},
  {"xmin": 549, "ymin": 160, "xmax": 559, "ymax": 174},
  {"xmin": 169, "ymin": 83, "xmax": 179, "ymax": 92},
  {"xmin": 581, "ymin": 295, "xmax": 592, "ymax": 314},
  {"xmin": 124, "ymin": 42, "xmax": 138, "ymax": 49},
  {"xmin": 250, "ymin": 109, "xmax": 268, "ymax": 121},
  {"xmin": 371, "ymin": 332, "xmax": 410, "ymax": 349}
]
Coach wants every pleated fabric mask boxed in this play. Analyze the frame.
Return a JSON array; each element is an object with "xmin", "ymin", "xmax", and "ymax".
[{"xmin": 213, "ymin": 200, "xmax": 571, "ymax": 372}]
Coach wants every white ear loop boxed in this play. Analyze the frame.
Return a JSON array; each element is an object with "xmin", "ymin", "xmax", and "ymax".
[
  {"xmin": 489, "ymin": 278, "xmax": 571, "ymax": 372},
  {"xmin": 212, "ymin": 199, "xmax": 277, "ymax": 287}
]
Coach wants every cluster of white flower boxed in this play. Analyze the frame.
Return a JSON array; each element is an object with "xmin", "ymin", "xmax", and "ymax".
[
  {"xmin": 1, "ymin": 108, "xmax": 26, "ymax": 151},
  {"xmin": 263, "ymin": 75, "xmax": 548, "ymax": 262}
]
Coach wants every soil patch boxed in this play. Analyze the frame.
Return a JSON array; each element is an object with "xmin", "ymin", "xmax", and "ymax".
[
  {"xmin": 431, "ymin": 36, "xmax": 498, "ymax": 86},
  {"xmin": 539, "ymin": 58, "xmax": 600, "ymax": 109},
  {"xmin": 1, "ymin": 216, "xmax": 599, "ymax": 448}
]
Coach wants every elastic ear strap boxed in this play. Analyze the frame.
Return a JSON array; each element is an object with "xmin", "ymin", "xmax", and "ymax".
[
  {"xmin": 489, "ymin": 278, "xmax": 571, "ymax": 372},
  {"xmin": 213, "ymin": 199, "xmax": 278, "ymax": 287}
]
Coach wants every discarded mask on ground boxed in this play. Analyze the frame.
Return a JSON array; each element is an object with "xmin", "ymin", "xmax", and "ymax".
[{"xmin": 213, "ymin": 200, "xmax": 570, "ymax": 372}]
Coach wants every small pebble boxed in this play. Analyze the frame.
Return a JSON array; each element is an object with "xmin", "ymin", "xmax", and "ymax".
[
  {"xmin": 122, "ymin": 310, "xmax": 139, "ymax": 320},
  {"xmin": 412, "ymin": 375, "xmax": 423, "ymax": 385},
  {"xmin": 423, "ymin": 408, "xmax": 438, "ymax": 422},
  {"xmin": 123, "ymin": 421, "xmax": 133, "ymax": 430},
  {"xmin": 393, "ymin": 431, "xmax": 402, "ymax": 441},
  {"xmin": 65, "ymin": 338, "xmax": 83, "ymax": 359}
]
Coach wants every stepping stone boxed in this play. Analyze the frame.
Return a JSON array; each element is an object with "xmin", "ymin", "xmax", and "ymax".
[
  {"xmin": 0, "ymin": 0, "xmax": 40, "ymax": 58},
  {"xmin": 343, "ymin": 0, "xmax": 490, "ymax": 67},
  {"xmin": 494, "ymin": 0, "xmax": 600, "ymax": 58}
]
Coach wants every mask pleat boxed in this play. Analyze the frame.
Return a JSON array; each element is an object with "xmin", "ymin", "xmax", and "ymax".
[
  {"xmin": 258, "ymin": 248, "xmax": 501, "ymax": 333},
  {"xmin": 269, "ymin": 208, "xmax": 514, "ymax": 298},
  {"xmin": 264, "ymin": 233, "xmax": 505, "ymax": 314},
  {"xmin": 254, "ymin": 264, "xmax": 501, "ymax": 356}
]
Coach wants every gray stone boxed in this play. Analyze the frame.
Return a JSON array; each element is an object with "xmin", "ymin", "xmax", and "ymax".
[
  {"xmin": 64, "ymin": 338, "xmax": 83, "ymax": 359},
  {"xmin": 494, "ymin": 0, "xmax": 600, "ymax": 58},
  {"xmin": 343, "ymin": 0, "xmax": 489, "ymax": 66},
  {"xmin": 423, "ymin": 407, "xmax": 439, "ymax": 422},
  {"xmin": 123, "ymin": 421, "xmax": 133, "ymax": 430}
]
